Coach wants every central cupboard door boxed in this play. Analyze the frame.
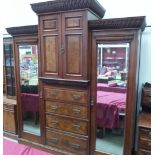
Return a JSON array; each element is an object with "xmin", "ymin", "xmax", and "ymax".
[
  {"xmin": 61, "ymin": 11, "xmax": 87, "ymax": 80},
  {"xmin": 40, "ymin": 11, "xmax": 88, "ymax": 80}
]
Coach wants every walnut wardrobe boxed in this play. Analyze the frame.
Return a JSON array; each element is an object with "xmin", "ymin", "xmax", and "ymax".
[{"xmin": 6, "ymin": 0, "xmax": 146, "ymax": 155}]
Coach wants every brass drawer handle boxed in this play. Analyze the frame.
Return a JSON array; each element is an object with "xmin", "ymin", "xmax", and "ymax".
[
  {"xmin": 71, "ymin": 143, "xmax": 80, "ymax": 150},
  {"xmin": 73, "ymin": 124, "xmax": 81, "ymax": 129},
  {"xmin": 49, "ymin": 138, "xmax": 59, "ymax": 144},
  {"xmin": 51, "ymin": 105, "xmax": 58, "ymax": 111},
  {"xmin": 72, "ymin": 94, "xmax": 81, "ymax": 101},
  {"xmin": 51, "ymin": 119, "xmax": 59, "ymax": 125},
  {"xmin": 73, "ymin": 108, "xmax": 81, "ymax": 114},
  {"xmin": 50, "ymin": 91, "xmax": 58, "ymax": 97}
]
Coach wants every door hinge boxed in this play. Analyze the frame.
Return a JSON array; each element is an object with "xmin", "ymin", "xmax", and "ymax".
[{"xmin": 91, "ymin": 97, "xmax": 95, "ymax": 106}]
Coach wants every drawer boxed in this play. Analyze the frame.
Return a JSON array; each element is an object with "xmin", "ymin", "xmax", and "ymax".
[
  {"xmin": 139, "ymin": 138, "xmax": 151, "ymax": 151},
  {"xmin": 3, "ymin": 110, "xmax": 16, "ymax": 133},
  {"xmin": 143, "ymin": 88, "xmax": 151, "ymax": 97},
  {"xmin": 46, "ymin": 129, "xmax": 88, "ymax": 155},
  {"xmin": 46, "ymin": 114, "xmax": 88, "ymax": 135},
  {"xmin": 138, "ymin": 149, "xmax": 151, "ymax": 155},
  {"xmin": 139, "ymin": 128, "xmax": 151, "ymax": 140},
  {"xmin": 3, "ymin": 104, "xmax": 8, "ymax": 109},
  {"xmin": 3, "ymin": 103, "xmax": 15, "ymax": 110},
  {"xmin": 44, "ymin": 87, "xmax": 88, "ymax": 105},
  {"xmin": 142, "ymin": 96, "xmax": 151, "ymax": 103},
  {"xmin": 45, "ymin": 101, "xmax": 88, "ymax": 119}
]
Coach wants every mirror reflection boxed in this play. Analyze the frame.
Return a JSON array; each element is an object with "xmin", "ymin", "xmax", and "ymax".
[
  {"xmin": 96, "ymin": 43, "xmax": 129, "ymax": 155},
  {"xmin": 19, "ymin": 45, "xmax": 40, "ymax": 135}
]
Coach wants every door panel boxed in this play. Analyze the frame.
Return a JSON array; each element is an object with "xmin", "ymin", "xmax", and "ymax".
[
  {"xmin": 66, "ymin": 34, "xmax": 82, "ymax": 74},
  {"xmin": 44, "ymin": 36, "xmax": 59, "ymax": 74},
  {"xmin": 40, "ymin": 14, "xmax": 62, "ymax": 78},
  {"xmin": 62, "ymin": 11, "xmax": 87, "ymax": 80}
]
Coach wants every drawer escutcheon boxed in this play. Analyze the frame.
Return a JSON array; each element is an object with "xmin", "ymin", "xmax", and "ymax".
[
  {"xmin": 73, "ymin": 108, "xmax": 81, "ymax": 114},
  {"xmin": 49, "ymin": 137, "xmax": 59, "ymax": 144}
]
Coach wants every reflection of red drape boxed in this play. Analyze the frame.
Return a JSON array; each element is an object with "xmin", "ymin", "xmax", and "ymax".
[
  {"xmin": 21, "ymin": 93, "xmax": 39, "ymax": 113},
  {"xmin": 97, "ymin": 83, "xmax": 127, "ymax": 93},
  {"xmin": 97, "ymin": 91, "xmax": 126, "ymax": 128}
]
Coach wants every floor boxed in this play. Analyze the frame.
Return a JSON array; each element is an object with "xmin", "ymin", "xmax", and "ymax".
[
  {"xmin": 3, "ymin": 137, "xmax": 53, "ymax": 155},
  {"xmin": 96, "ymin": 129, "xmax": 124, "ymax": 155},
  {"xmin": 23, "ymin": 120, "xmax": 40, "ymax": 135}
]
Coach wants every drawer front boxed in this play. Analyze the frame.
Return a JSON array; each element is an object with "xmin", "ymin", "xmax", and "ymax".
[
  {"xmin": 46, "ymin": 129, "xmax": 88, "ymax": 155},
  {"xmin": 46, "ymin": 114, "xmax": 88, "ymax": 135},
  {"xmin": 143, "ymin": 88, "xmax": 151, "ymax": 97},
  {"xmin": 3, "ymin": 104, "xmax": 8, "ymax": 109},
  {"xmin": 44, "ymin": 87, "xmax": 88, "ymax": 104},
  {"xmin": 139, "ymin": 128, "xmax": 151, "ymax": 140},
  {"xmin": 3, "ymin": 103, "xmax": 14, "ymax": 110},
  {"xmin": 142, "ymin": 96, "xmax": 151, "ymax": 103},
  {"xmin": 139, "ymin": 138, "xmax": 151, "ymax": 151},
  {"xmin": 138, "ymin": 149, "xmax": 151, "ymax": 155},
  {"xmin": 45, "ymin": 101, "xmax": 88, "ymax": 119},
  {"xmin": 3, "ymin": 110, "xmax": 16, "ymax": 133}
]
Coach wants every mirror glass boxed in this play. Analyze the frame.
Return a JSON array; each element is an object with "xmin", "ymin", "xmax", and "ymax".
[
  {"xmin": 96, "ymin": 43, "xmax": 129, "ymax": 155},
  {"xmin": 18, "ymin": 45, "xmax": 40, "ymax": 135}
]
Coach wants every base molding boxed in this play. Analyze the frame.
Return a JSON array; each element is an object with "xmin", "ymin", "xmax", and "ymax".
[
  {"xmin": 18, "ymin": 138, "xmax": 72, "ymax": 155},
  {"xmin": 3, "ymin": 131, "xmax": 18, "ymax": 141}
]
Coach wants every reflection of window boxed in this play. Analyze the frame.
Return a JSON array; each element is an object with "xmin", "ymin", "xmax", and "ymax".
[
  {"xmin": 19, "ymin": 45, "xmax": 38, "ymax": 86},
  {"xmin": 97, "ymin": 43, "xmax": 129, "ymax": 85},
  {"xmin": 26, "ymin": 51, "xmax": 31, "ymax": 55}
]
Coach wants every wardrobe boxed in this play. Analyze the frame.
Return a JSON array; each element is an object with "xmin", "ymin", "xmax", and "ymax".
[{"xmin": 6, "ymin": 0, "xmax": 146, "ymax": 155}]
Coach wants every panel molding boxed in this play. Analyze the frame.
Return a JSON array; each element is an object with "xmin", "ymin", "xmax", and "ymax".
[
  {"xmin": 43, "ymin": 35, "xmax": 59, "ymax": 75},
  {"xmin": 65, "ymin": 34, "xmax": 82, "ymax": 76},
  {"xmin": 65, "ymin": 17, "xmax": 82, "ymax": 30}
]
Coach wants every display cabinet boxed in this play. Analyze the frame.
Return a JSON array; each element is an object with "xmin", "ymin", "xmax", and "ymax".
[
  {"xmin": 137, "ymin": 112, "xmax": 151, "ymax": 155},
  {"xmin": 3, "ymin": 37, "xmax": 16, "ymax": 98}
]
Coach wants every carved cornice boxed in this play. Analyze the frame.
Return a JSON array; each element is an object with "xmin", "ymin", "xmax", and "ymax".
[
  {"xmin": 31, "ymin": 0, "xmax": 105, "ymax": 18},
  {"xmin": 6, "ymin": 25, "xmax": 38, "ymax": 36},
  {"xmin": 89, "ymin": 16, "xmax": 146, "ymax": 31}
]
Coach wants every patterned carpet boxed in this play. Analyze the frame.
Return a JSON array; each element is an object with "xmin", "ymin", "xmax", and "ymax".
[{"xmin": 3, "ymin": 137, "xmax": 54, "ymax": 155}]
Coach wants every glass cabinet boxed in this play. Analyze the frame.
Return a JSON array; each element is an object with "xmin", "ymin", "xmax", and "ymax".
[{"xmin": 3, "ymin": 37, "xmax": 16, "ymax": 99}]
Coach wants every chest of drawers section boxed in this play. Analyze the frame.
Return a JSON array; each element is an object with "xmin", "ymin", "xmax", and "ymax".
[
  {"xmin": 3, "ymin": 97, "xmax": 17, "ymax": 137},
  {"xmin": 137, "ymin": 113, "xmax": 151, "ymax": 155},
  {"xmin": 43, "ymin": 85, "xmax": 89, "ymax": 154}
]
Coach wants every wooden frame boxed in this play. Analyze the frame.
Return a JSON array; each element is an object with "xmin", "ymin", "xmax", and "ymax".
[
  {"xmin": 13, "ymin": 33, "xmax": 41, "ymax": 144},
  {"xmin": 3, "ymin": 37, "xmax": 16, "ymax": 99},
  {"xmin": 90, "ymin": 29, "xmax": 142, "ymax": 155}
]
